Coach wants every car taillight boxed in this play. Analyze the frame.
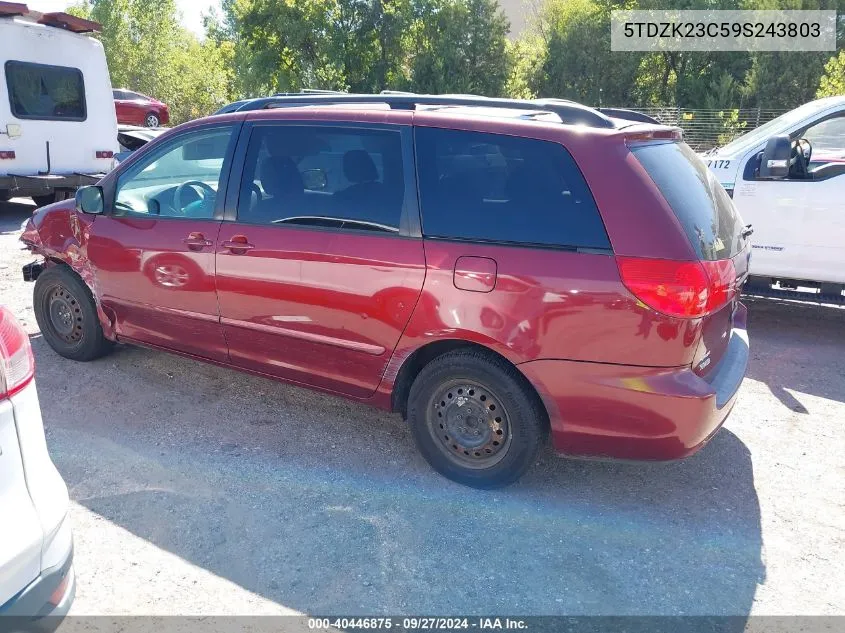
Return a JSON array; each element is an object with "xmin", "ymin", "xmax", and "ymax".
[
  {"xmin": 0, "ymin": 150, "xmax": 15, "ymax": 159},
  {"xmin": 96, "ymin": 150, "xmax": 114, "ymax": 159},
  {"xmin": 617, "ymin": 257, "xmax": 737, "ymax": 319},
  {"xmin": 0, "ymin": 307, "xmax": 35, "ymax": 399}
]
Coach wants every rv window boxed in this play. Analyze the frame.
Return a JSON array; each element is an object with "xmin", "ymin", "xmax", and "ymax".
[{"xmin": 5, "ymin": 61, "xmax": 86, "ymax": 121}]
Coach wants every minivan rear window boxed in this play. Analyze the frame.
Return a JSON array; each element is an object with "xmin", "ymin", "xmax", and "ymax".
[
  {"xmin": 5, "ymin": 61, "xmax": 86, "ymax": 121},
  {"xmin": 631, "ymin": 141, "xmax": 744, "ymax": 261}
]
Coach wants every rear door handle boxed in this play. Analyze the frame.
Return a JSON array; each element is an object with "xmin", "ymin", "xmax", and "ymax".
[
  {"xmin": 221, "ymin": 236, "xmax": 255, "ymax": 253},
  {"xmin": 182, "ymin": 232, "xmax": 213, "ymax": 251}
]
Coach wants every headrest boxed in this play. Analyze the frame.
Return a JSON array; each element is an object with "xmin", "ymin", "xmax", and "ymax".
[
  {"xmin": 343, "ymin": 150, "xmax": 378, "ymax": 184},
  {"xmin": 259, "ymin": 156, "xmax": 303, "ymax": 197}
]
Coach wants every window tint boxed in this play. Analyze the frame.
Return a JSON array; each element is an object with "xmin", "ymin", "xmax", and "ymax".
[
  {"xmin": 115, "ymin": 127, "xmax": 233, "ymax": 219},
  {"xmin": 632, "ymin": 142, "xmax": 744, "ymax": 261},
  {"xmin": 237, "ymin": 125, "xmax": 405, "ymax": 233},
  {"xmin": 5, "ymin": 61, "xmax": 85, "ymax": 121},
  {"xmin": 415, "ymin": 128, "xmax": 610, "ymax": 250}
]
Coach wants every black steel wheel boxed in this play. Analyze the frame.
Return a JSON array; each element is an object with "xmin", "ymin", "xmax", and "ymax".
[
  {"xmin": 428, "ymin": 380, "xmax": 512, "ymax": 469},
  {"xmin": 33, "ymin": 265, "xmax": 112, "ymax": 361},
  {"xmin": 408, "ymin": 349, "xmax": 546, "ymax": 488}
]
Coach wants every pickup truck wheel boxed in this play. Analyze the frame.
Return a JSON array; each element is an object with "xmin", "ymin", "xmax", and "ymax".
[
  {"xmin": 407, "ymin": 349, "xmax": 545, "ymax": 489},
  {"xmin": 33, "ymin": 266, "xmax": 112, "ymax": 362}
]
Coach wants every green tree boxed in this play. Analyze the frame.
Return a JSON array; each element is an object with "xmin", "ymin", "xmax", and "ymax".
[
  {"xmin": 739, "ymin": 0, "xmax": 845, "ymax": 109},
  {"xmin": 528, "ymin": 0, "xmax": 642, "ymax": 105},
  {"xmin": 817, "ymin": 51, "xmax": 845, "ymax": 97},
  {"xmin": 408, "ymin": 0, "xmax": 510, "ymax": 95},
  {"xmin": 69, "ymin": 0, "xmax": 231, "ymax": 124}
]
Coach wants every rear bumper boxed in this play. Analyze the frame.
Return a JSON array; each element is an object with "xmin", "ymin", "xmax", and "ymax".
[
  {"xmin": 0, "ymin": 543, "xmax": 74, "ymax": 630},
  {"xmin": 519, "ymin": 304, "xmax": 749, "ymax": 461}
]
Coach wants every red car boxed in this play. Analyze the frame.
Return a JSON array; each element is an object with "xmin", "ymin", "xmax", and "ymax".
[
  {"xmin": 20, "ymin": 94, "xmax": 751, "ymax": 488},
  {"xmin": 113, "ymin": 89, "xmax": 169, "ymax": 127}
]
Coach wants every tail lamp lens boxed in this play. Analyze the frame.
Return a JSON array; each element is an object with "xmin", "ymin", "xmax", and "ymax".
[
  {"xmin": 617, "ymin": 257, "xmax": 736, "ymax": 319},
  {"xmin": 0, "ymin": 306, "xmax": 35, "ymax": 399}
]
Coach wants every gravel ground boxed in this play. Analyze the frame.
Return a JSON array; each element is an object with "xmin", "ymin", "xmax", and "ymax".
[{"xmin": 1, "ymin": 198, "xmax": 843, "ymax": 617}]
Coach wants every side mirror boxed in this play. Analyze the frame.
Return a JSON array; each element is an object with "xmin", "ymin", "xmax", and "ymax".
[
  {"xmin": 759, "ymin": 135, "xmax": 791, "ymax": 179},
  {"xmin": 302, "ymin": 168, "xmax": 328, "ymax": 191},
  {"xmin": 75, "ymin": 186, "xmax": 104, "ymax": 214}
]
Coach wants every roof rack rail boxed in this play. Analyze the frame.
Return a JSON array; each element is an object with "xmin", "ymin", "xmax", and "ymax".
[
  {"xmin": 256, "ymin": 93, "xmax": 616, "ymax": 128},
  {"xmin": 271, "ymin": 89, "xmax": 347, "ymax": 96},
  {"xmin": 597, "ymin": 108, "xmax": 661, "ymax": 125}
]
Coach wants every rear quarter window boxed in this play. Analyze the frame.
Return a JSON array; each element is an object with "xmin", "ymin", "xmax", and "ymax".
[
  {"xmin": 415, "ymin": 127, "xmax": 611, "ymax": 250},
  {"xmin": 5, "ymin": 61, "xmax": 86, "ymax": 121},
  {"xmin": 631, "ymin": 141, "xmax": 744, "ymax": 261}
]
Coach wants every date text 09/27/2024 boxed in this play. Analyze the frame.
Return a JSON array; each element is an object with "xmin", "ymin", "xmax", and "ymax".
[{"xmin": 308, "ymin": 618, "xmax": 528, "ymax": 630}]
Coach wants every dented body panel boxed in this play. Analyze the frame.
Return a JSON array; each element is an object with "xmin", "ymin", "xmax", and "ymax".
[{"xmin": 21, "ymin": 201, "xmax": 116, "ymax": 340}]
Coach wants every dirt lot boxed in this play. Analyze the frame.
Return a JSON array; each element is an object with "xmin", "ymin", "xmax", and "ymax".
[{"xmin": 1, "ymin": 199, "xmax": 844, "ymax": 617}]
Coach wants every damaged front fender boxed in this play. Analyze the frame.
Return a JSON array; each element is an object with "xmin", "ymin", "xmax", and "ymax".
[{"xmin": 21, "ymin": 202, "xmax": 117, "ymax": 341}]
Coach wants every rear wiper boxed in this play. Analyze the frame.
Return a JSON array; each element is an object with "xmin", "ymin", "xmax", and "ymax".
[{"xmin": 741, "ymin": 224, "xmax": 754, "ymax": 239}]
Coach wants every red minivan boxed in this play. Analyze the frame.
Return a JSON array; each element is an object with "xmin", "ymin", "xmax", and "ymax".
[{"xmin": 20, "ymin": 94, "xmax": 750, "ymax": 488}]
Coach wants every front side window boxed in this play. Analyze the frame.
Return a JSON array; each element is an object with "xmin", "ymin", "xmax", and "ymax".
[
  {"xmin": 415, "ymin": 127, "xmax": 610, "ymax": 250},
  {"xmin": 236, "ymin": 125, "xmax": 405, "ymax": 233},
  {"xmin": 801, "ymin": 116, "xmax": 845, "ymax": 158},
  {"xmin": 114, "ymin": 127, "xmax": 234, "ymax": 219},
  {"xmin": 5, "ymin": 61, "xmax": 86, "ymax": 121}
]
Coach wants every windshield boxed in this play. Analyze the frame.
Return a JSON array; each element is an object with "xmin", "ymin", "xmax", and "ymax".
[{"xmin": 716, "ymin": 100, "xmax": 841, "ymax": 156}]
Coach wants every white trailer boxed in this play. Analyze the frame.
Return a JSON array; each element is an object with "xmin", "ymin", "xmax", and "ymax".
[{"xmin": 0, "ymin": 3, "xmax": 117, "ymax": 206}]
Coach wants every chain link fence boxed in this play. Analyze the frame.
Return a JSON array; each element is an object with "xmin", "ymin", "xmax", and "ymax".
[{"xmin": 613, "ymin": 107, "xmax": 786, "ymax": 151}]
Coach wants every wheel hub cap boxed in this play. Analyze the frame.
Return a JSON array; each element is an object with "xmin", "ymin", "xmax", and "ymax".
[
  {"xmin": 431, "ymin": 383, "xmax": 510, "ymax": 467},
  {"xmin": 47, "ymin": 287, "xmax": 83, "ymax": 343}
]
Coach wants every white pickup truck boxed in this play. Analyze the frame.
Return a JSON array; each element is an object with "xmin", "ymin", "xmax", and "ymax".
[{"xmin": 704, "ymin": 96, "xmax": 845, "ymax": 300}]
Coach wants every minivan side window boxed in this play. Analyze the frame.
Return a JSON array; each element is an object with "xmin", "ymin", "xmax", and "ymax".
[
  {"xmin": 5, "ymin": 61, "xmax": 86, "ymax": 121},
  {"xmin": 236, "ymin": 125, "xmax": 405, "ymax": 234},
  {"xmin": 415, "ymin": 127, "xmax": 610, "ymax": 250},
  {"xmin": 114, "ymin": 127, "xmax": 234, "ymax": 219}
]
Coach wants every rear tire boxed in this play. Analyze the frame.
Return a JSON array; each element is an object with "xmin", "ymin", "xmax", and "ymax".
[
  {"xmin": 33, "ymin": 265, "xmax": 112, "ymax": 361},
  {"xmin": 407, "ymin": 349, "xmax": 545, "ymax": 489},
  {"xmin": 145, "ymin": 112, "xmax": 160, "ymax": 127}
]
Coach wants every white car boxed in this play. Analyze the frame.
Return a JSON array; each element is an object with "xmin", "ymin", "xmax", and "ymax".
[
  {"xmin": 0, "ymin": 4, "xmax": 118, "ymax": 207},
  {"xmin": 0, "ymin": 306, "xmax": 74, "ymax": 624},
  {"xmin": 703, "ymin": 96, "xmax": 845, "ymax": 298}
]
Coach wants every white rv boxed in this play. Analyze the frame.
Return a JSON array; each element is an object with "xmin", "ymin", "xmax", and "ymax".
[
  {"xmin": 704, "ymin": 97, "xmax": 845, "ymax": 299},
  {"xmin": 0, "ymin": 5, "xmax": 117, "ymax": 206}
]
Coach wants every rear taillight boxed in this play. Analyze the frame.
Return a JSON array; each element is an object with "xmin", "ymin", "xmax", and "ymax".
[
  {"xmin": 0, "ymin": 307, "xmax": 35, "ymax": 399},
  {"xmin": 617, "ymin": 257, "xmax": 737, "ymax": 319},
  {"xmin": 96, "ymin": 150, "xmax": 114, "ymax": 159},
  {"xmin": 0, "ymin": 150, "xmax": 15, "ymax": 159}
]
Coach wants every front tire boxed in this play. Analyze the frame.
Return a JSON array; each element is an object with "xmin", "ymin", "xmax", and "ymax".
[
  {"xmin": 407, "ymin": 349, "xmax": 545, "ymax": 489},
  {"xmin": 145, "ymin": 112, "xmax": 160, "ymax": 127},
  {"xmin": 33, "ymin": 265, "xmax": 112, "ymax": 361}
]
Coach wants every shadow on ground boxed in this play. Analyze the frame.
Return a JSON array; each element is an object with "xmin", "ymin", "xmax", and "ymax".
[
  {"xmin": 27, "ymin": 332, "xmax": 765, "ymax": 619},
  {"xmin": 0, "ymin": 199, "xmax": 34, "ymax": 235},
  {"xmin": 744, "ymin": 297, "xmax": 845, "ymax": 411}
]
